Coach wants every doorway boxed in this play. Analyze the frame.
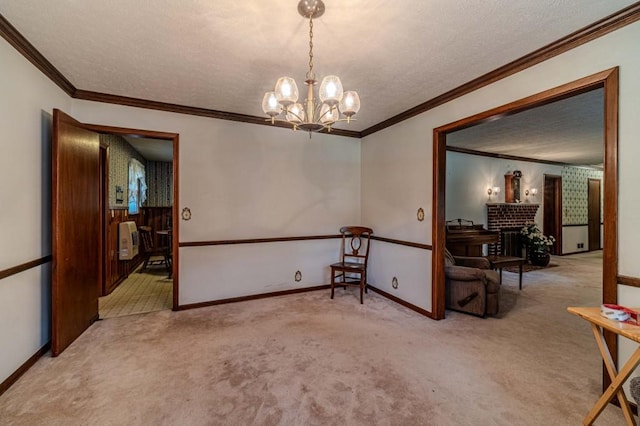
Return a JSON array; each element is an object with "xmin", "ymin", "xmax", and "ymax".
[
  {"xmin": 543, "ymin": 174, "xmax": 562, "ymax": 255},
  {"xmin": 52, "ymin": 109, "xmax": 180, "ymax": 356},
  {"xmin": 432, "ymin": 68, "xmax": 618, "ymax": 388},
  {"xmin": 98, "ymin": 134, "xmax": 176, "ymax": 319}
]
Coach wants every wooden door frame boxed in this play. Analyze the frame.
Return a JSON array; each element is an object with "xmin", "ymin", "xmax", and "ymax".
[
  {"xmin": 99, "ymin": 142, "xmax": 109, "ymax": 296},
  {"xmin": 543, "ymin": 174, "xmax": 563, "ymax": 255},
  {"xmin": 588, "ymin": 178, "xmax": 602, "ymax": 251},
  {"xmin": 86, "ymin": 123, "xmax": 180, "ymax": 310},
  {"xmin": 432, "ymin": 68, "xmax": 618, "ymax": 364}
]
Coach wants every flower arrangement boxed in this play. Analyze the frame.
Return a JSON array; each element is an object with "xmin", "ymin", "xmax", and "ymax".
[{"xmin": 520, "ymin": 223, "xmax": 556, "ymax": 254}]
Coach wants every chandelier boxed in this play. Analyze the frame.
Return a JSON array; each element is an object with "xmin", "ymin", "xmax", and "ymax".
[{"xmin": 261, "ymin": 0, "xmax": 360, "ymax": 135}]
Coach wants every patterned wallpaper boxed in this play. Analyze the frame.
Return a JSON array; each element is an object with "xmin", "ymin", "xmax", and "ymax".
[
  {"xmin": 145, "ymin": 161, "xmax": 173, "ymax": 207},
  {"xmin": 561, "ymin": 166, "xmax": 603, "ymax": 225},
  {"xmin": 101, "ymin": 134, "xmax": 146, "ymax": 209}
]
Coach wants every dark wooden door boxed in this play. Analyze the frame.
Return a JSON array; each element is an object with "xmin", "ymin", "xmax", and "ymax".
[
  {"xmin": 588, "ymin": 178, "xmax": 601, "ymax": 251},
  {"xmin": 543, "ymin": 175, "xmax": 562, "ymax": 255},
  {"xmin": 52, "ymin": 109, "xmax": 101, "ymax": 356}
]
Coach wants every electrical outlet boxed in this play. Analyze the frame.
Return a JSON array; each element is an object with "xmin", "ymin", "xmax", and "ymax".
[
  {"xmin": 294, "ymin": 271, "xmax": 302, "ymax": 282},
  {"xmin": 577, "ymin": 243, "xmax": 584, "ymax": 249}
]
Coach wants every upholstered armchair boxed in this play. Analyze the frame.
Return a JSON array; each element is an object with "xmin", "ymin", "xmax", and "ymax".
[{"xmin": 445, "ymin": 249, "xmax": 501, "ymax": 317}]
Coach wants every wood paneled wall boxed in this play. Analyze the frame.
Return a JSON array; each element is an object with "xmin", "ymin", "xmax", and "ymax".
[
  {"xmin": 141, "ymin": 207, "xmax": 172, "ymax": 248},
  {"xmin": 103, "ymin": 209, "xmax": 144, "ymax": 295},
  {"xmin": 102, "ymin": 207, "xmax": 172, "ymax": 295}
]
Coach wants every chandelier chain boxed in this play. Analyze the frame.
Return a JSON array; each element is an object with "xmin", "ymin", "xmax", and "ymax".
[{"xmin": 307, "ymin": 17, "xmax": 314, "ymax": 80}]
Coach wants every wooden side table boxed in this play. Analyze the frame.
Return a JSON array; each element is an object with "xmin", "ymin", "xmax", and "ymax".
[
  {"xmin": 485, "ymin": 255, "xmax": 525, "ymax": 290},
  {"xmin": 568, "ymin": 306, "xmax": 640, "ymax": 425}
]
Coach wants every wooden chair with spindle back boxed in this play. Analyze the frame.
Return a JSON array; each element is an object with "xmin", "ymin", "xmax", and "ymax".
[
  {"xmin": 138, "ymin": 226, "xmax": 171, "ymax": 272},
  {"xmin": 330, "ymin": 226, "xmax": 373, "ymax": 304}
]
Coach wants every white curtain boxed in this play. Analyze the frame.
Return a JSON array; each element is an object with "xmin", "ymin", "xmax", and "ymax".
[{"xmin": 128, "ymin": 159, "xmax": 147, "ymax": 206}]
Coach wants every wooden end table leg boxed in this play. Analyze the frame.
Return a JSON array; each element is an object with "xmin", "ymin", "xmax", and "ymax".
[
  {"xmin": 584, "ymin": 324, "xmax": 639, "ymax": 426},
  {"xmin": 519, "ymin": 262, "xmax": 523, "ymax": 290}
]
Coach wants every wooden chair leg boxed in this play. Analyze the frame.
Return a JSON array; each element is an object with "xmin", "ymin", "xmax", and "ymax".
[
  {"xmin": 360, "ymin": 277, "xmax": 364, "ymax": 304},
  {"xmin": 330, "ymin": 268, "xmax": 335, "ymax": 299},
  {"xmin": 364, "ymin": 272, "xmax": 368, "ymax": 293}
]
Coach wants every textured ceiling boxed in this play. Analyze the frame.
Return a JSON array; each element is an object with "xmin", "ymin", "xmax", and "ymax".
[
  {"xmin": 0, "ymin": 1, "xmax": 635, "ymax": 132},
  {"xmin": 447, "ymin": 89, "xmax": 604, "ymax": 165},
  {"xmin": 124, "ymin": 137, "xmax": 173, "ymax": 162}
]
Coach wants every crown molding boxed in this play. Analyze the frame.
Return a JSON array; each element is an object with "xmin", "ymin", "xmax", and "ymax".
[
  {"xmin": 0, "ymin": 13, "xmax": 75, "ymax": 96},
  {"xmin": 446, "ymin": 145, "xmax": 573, "ymax": 167},
  {"xmin": 73, "ymin": 89, "xmax": 361, "ymax": 138},
  {"xmin": 360, "ymin": 3, "xmax": 640, "ymax": 137},
  {"xmin": 0, "ymin": 12, "xmax": 360, "ymax": 138},
  {"xmin": 2, "ymin": 4, "xmax": 640, "ymax": 139}
]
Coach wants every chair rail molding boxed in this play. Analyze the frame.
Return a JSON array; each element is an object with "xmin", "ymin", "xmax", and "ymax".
[{"xmin": 0, "ymin": 255, "xmax": 52, "ymax": 281}]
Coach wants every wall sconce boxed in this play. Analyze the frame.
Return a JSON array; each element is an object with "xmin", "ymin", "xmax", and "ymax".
[
  {"xmin": 525, "ymin": 188, "xmax": 538, "ymax": 200},
  {"xmin": 487, "ymin": 186, "xmax": 500, "ymax": 201}
]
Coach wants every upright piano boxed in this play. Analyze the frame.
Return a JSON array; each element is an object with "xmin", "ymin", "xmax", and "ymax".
[{"xmin": 446, "ymin": 219, "xmax": 499, "ymax": 257}]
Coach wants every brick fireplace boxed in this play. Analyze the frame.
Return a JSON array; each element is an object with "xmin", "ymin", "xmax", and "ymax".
[{"xmin": 487, "ymin": 203, "xmax": 539, "ymax": 255}]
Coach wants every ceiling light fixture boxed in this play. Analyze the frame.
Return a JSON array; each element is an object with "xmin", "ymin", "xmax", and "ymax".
[{"xmin": 261, "ymin": 0, "xmax": 360, "ymax": 137}]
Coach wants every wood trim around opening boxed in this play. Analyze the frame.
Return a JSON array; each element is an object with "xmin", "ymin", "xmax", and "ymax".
[
  {"xmin": 172, "ymin": 135, "xmax": 180, "ymax": 310},
  {"xmin": 432, "ymin": 66, "xmax": 619, "ymax": 391},
  {"xmin": 619, "ymin": 275, "xmax": 640, "ymax": 288},
  {"xmin": 0, "ymin": 255, "xmax": 52, "ymax": 281},
  {"xmin": 85, "ymin": 123, "xmax": 181, "ymax": 311},
  {"xmin": 543, "ymin": 174, "xmax": 563, "ymax": 256}
]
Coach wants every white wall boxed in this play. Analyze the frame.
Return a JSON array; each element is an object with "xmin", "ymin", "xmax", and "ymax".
[
  {"xmin": 0, "ymin": 38, "xmax": 71, "ymax": 384},
  {"xmin": 446, "ymin": 151, "xmax": 562, "ymax": 227},
  {"xmin": 2, "ymin": 7, "xmax": 640, "ymax": 392},
  {"xmin": 1, "ymin": 29, "xmax": 360, "ymax": 385},
  {"xmin": 360, "ymin": 120, "xmax": 433, "ymax": 308},
  {"xmin": 362, "ymin": 21, "xmax": 640, "ymax": 375},
  {"xmin": 180, "ymin": 240, "xmax": 339, "ymax": 304},
  {"xmin": 70, "ymin": 100, "xmax": 361, "ymax": 305},
  {"xmin": 562, "ymin": 226, "xmax": 589, "ymax": 254}
]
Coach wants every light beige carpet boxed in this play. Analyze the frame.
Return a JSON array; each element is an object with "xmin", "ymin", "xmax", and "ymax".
[{"xmin": 0, "ymin": 251, "xmax": 627, "ymax": 425}]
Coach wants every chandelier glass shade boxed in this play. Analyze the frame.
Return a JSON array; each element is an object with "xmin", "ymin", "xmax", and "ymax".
[{"xmin": 261, "ymin": 0, "xmax": 360, "ymax": 134}]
